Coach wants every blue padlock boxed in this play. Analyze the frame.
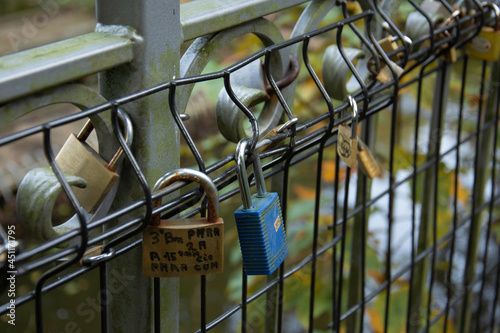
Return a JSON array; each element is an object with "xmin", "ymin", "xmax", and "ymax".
[{"xmin": 234, "ymin": 139, "xmax": 288, "ymax": 275}]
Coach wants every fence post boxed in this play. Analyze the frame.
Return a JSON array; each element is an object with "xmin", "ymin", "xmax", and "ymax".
[{"xmin": 96, "ymin": 1, "xmax": 180, "ymax": 332}]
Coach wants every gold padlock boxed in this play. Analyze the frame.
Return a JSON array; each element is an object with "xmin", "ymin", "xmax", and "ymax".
[
  {"xmin": 55, "ymin": 109, "xmax": 133, "ymax": 213},
  {"xmin": 378, "ymin": 35, "xmax": 402, "ymax": 62},
  {"xmin": 466, "ymin": 3, "xmax": 500, "ymax": 62},
  {"xmin": 142, "ymin": 168, "xmax": 224, "ymax": 277},
  {"xmin": 337, "ymin": 96, "xmax": 358, "ymax": 168},
  {"xmin": 436, "ymin": 10, "xmax": 461, "ymax": 63},
  {"xmin": 375, "ymin": 60, "xmax": 405, "ymax": 84},
  {"xmin": 357, "ymin": 138, "xmax": 382, "ymax": 179},
  {"xmin": 259, "ymin": 117, "xmax": 299, "ymax": 151}
]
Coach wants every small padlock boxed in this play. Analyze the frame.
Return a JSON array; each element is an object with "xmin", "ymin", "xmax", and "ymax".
[
  {"xmin": 54, "ymin": 109, "xmax": 133, "ymax": 213},
  {"xmin": 466, "ymin": 3, "xmax": 500, "ymax": 62},
  {"xmin": 337, "ymin": 96, "xmax": 358, "ymax": 168},
  {"xmin": 234, "ymin": 139, "xmax": 288, "ymax": 275},
  {"xmin": 374, "ymin": 59, "xmax": 405, "ymax": 84},
  {"xmin": 142, "ymin": 168, "xmax": 224, "ymax": 277},
  {"xmin": 357, "ymin": 138, "xmax": 382, "ymax": 178},
  {"xmin": 436, "ymin": 10, "xmax": 461, "ymax": 63},
  {"xmin": 378, "ymin": 35, "xmax": 402, "ymax": 62},
  {"xmin": 259, "ymin": 117, "xmax": 299, "ymax": 151}
]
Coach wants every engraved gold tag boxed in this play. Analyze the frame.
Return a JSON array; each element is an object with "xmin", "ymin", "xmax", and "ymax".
[{"xmin": 337, "ymin": 124, "xmax": 358, "ymax": 168}]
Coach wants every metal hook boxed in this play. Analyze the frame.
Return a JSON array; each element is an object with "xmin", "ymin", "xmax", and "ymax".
[
  {"xmin": 482, "ymin": 2, "xmax": 500, "ymax": 31},
  {"xmin": 81, "ymin": 248, "xmax": 116, "ymax": 265},
  {"xmin": 276, "ymin": 117, "xmax": 299, "ymax": 134},
  {"xmin": 216, "ymin": 55, "xmax": 298, "ymax": 143},
  {"xmin": 322, "ymin": 44, "xmax": 371, "ymax": 101}
]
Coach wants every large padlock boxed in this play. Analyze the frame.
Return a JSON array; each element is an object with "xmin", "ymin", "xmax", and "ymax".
[
  {"xmin": 234, "ymin": 139, "xmax": 288, "ymax": 275},
  {"xmin": 54, "ymin": 109, "xmax": 133, "ymax": 213},
  {"xmin": 466, "ymin": 3, "xmax": 500, "ymax": 62},
  {"xmin": 142, "ymin": 168, "xmax": 224, "ymax": 277}
]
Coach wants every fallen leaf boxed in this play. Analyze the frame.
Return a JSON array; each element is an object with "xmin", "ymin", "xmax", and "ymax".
[
  {"xmin": 293, "ymin": 184, "xmax": 316, "ymax": 199},
  {"xmin": 367, "ymin": 308, "xmax": 384, "ymax": 333}
]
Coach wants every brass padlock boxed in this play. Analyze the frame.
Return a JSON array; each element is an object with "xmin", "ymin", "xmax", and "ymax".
[
  {"xmin": 337, "ymin": 96, "xmax": 358, "ymax": 168},
  {"xmin": 405, "ymin": 0, "xmax": 449, "ymax": 50},
  {"xmin": 375, "ymin": 60, "xmax": 405, "ymax": 84},
  {"xmin": 466, "ymin": 3, "xmax": 500, "ymax": 62},
  {"xmin": 259, "ymin": 117, "xmax": 299, "ymax": 151},
  {"xmin": 437, "ymin": 10, "xmax": 461, "ymax": 63},
  {"xmin": 378, "ymin": 35, "xmax": 402, "ymax": 62},
  {"xmin": 55, "ymin": 109, "xmax": 133, "ymax": 213},
  {"xmin": 142, "ymin": 168, "xmax": 224, "ymax": 277},
  {"xmin": 357, "ymin": 138, "xmax": 382, "ymax": 178}
]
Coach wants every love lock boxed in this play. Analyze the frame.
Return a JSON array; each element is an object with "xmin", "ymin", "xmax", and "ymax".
[
  {"xmin": 366, "ymin": 35, "xmax": 411, "ymax": 84},
  {"xmin": 466, "ymin": 2, "xmax": 500, "ymax": 62},
  {"xmin": 142, "ymin": 168, "xmax": 224, "ymax": 277},
  {"xmin": 404, "ymin": 0, "xmax": 450, "ymax": 50},
  {"xmin": 337, "ymin": 96, "xmax": 358, "ymax": 168},
  {"xmin": 215, "ymin": 55, "xmax": 299, "ymax": 143},
  {"xmin": 321, "ymin": 45, "xmax": 372, "ymax": 101},
  {"xmin": 15, "ymin": 109, "xmax": 133, "ymax": 243}
]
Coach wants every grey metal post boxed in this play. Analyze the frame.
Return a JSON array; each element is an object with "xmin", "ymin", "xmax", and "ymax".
[{"xmin": 96, "ymin": 1, "xmax": 180, "ymax": 332}]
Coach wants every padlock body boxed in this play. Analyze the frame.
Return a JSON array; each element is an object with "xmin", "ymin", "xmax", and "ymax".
[
  {"xmin": 466, "ymin": 27, "xmax": 500, "ymax": 62},
  {"xmin": 378, "ymin": 36, "xmax": 401, "ymax": 61},
  {"xmin": 337, "ymin": 124, "xmax": 358, "ymax": 168},
  {"xmin": 142, "ymin": 218, "xmax": 224, "ymax": 277},
  {"xmin": 55, "ymin": 134, "xmax": 118, "ymax": 213},
  {"xmin": 234, "ymin": 192, "xmax": 288, "ymax": 275}
]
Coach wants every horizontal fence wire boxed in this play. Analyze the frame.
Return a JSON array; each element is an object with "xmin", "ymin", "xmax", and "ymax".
[{"xmin": 0, "ymin": 1, "xmax": 499, "ymax": 332}]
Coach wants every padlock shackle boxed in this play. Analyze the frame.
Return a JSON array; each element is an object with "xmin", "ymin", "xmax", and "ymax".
[
  {"xmin": 77, "ymin": 120, "xmax": 94, "ymax": 141},
  {"xmin": 348, "ymin": 95, "xmax": 358, "ymax": 139},
  {"xmin": 74, "ymin": 109, "xmax": 134, "ymax": 172},
  {"xmin": 236, "ymin": 138, "xmax": 268, "ymax": 209},
  {"xmin": 482, "ymin": 2, "xmax": 500, "ymax": 31},
  {"xmin": 151, "ymin": 168, "xmax": 220, "ymax": 225},
  {"xmin": 75, "ymin": 108, "xmax": 133, "ymax": 147},
  {"xmin": 236, "ymin": 139, "xmax": 253, "ymax": 209},
  {"xmin": 252, "ymin": 146, "xmax": 268, "ymax": 198}
]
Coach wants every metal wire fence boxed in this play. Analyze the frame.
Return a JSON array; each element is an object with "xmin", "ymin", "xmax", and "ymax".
[{"xmin": 0, "ymin": 0, "xmax": 499, "ymax": 332}]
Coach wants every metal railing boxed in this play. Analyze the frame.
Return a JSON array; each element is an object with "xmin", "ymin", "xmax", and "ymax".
[{"xmin": 0, "ymin": 0, "xmax": 499, "ymax": 332}]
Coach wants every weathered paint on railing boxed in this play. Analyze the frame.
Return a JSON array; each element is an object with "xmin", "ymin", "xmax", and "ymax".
[{"xmin": 0, "ymin": 30, "xmax": 135, "ymax": 104}]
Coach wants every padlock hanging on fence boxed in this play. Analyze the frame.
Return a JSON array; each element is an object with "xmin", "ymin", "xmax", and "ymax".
[
  {"xmin": 337, "ymin": 96, "xmax": 358, "ymax": 169},
  {"xmin": 466, "ymin": 2, "xmax": 500, "ymax": 62},
  {"xmin": 54, "ymin": 114, "xmax": 133, "ymax": 214},
  {"xmin": 142, "ymin": 168, "xmax": 224, "ymax": 278},
  {"xmin": 15, "ymin": 109, "xmax": 133, "ymax": 242},
  {"xmin": 233, "ymin": 138, "xmax": 288, "ymax": 275},
  {"xmin": 367, "ymin": 35, "xmax": 409, "ymax": 84},
  {"xmin": 404, "ymin": 0, "xmax": 451, "ymax": 50}
]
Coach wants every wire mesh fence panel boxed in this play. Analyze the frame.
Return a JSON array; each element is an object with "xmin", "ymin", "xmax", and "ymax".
[{"xmin": 0, "ymin": 0, "xmax": 499, "ymax": 332}]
